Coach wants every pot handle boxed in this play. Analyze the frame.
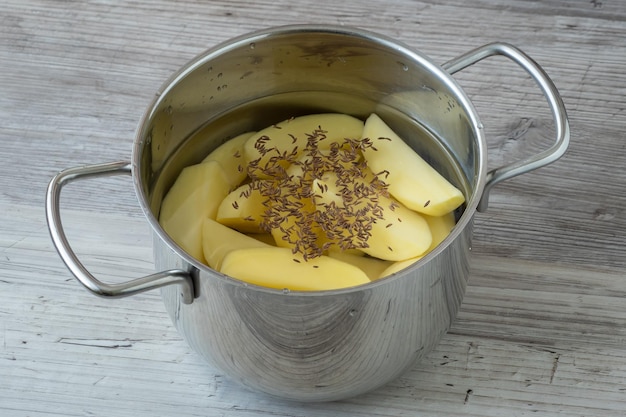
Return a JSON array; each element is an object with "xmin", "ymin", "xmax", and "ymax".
[
  {"xmin": 45, "ymin": 161, "xmax": 194, "ymax": 304},
  {"xmin": 442, "ymin": 42, "xmax": 570, "ymax": 211}
]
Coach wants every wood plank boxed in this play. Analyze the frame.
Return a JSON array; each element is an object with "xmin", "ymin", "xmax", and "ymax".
[{"xmin": 2, "ymin": 0, "xmax": 626, "ymax": 415}]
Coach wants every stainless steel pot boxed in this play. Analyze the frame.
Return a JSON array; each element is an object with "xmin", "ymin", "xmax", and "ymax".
[{"xmin": 45, "ymin": 25, "xmax": 569, "ymax": 401}]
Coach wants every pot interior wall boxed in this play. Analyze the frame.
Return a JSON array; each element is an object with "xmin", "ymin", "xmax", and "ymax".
[{"xmin": 134, "ymin": 27, "xmax": 481, "ymax": 224}]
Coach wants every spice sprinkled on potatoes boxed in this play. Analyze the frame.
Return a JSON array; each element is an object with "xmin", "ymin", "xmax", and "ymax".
[{"xmin": 160, "ymin": 113, "xmax": 464, "ymax": 290}]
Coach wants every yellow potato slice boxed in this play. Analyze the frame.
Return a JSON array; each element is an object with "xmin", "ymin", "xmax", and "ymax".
[
  {"xmin": 202, "ymin": 218, "xmax": 269, "ymax": 270},
  {"xmin": 378, "ymin": 256, "xmax": 423, "ymax": 279},
  {"xmin": 378, "ymin": 212, "xmax": 456, "ymax": 278},
  {"xmin": 327, "ymin": 251, "xmax": 392, "ymax": 281},
  {"xmin": 424, "ymin": 211, "xmax": 456, "ymax": 252},
  {"xmin": 243, "ymin": 113, "xmax": 364, "ymax": 179},
  {"xmin": 163, "ymin": 112, "xmax": 461, "ymax": 290},
  {"xmin": 202, "ymin": 131, "xmax": 255, "ymax": 188},
  {"xmin": 159, "ymin": 161, "xmax": 230, "ymax": 262},
  {"xmin": 245, "ymin": 233, "xmax": 276, "ymax": 246},
  {"xmin": 268, "ymin": 191, "xmax": 323, "ymax": 251},
  {"xmin": 220, "ymin": 247, "xmax": 370, "ymax": 291},
  {"xmin": 313, "ymin": 172, "xmax": 432, "ymax": 261},
  {"xmin": 216, "ymin": 181, "xmax": 268, "ymax": 233},
  {"xmin": 361, "ymin": 113, "xmax": 465, "ymax": 216},
  {"xmin": 285, "ymin": 148, "xmax": 362, "ymax": 180}
]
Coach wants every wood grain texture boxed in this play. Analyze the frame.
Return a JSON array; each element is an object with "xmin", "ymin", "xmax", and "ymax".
[{"xmin": 2, "ymin": 0, "xmax": 625, "ymax": 415}]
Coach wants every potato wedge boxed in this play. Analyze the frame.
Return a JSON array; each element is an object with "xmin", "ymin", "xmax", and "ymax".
[
  {"xmin": 202, "ymin": 131, "xmax": 255, "ymax": 188},
  {"xmin": 378, "ymin": 212, "xmax": 456, "ymax": 278},
  {"xmin": 220, "ymin": 247, "xmax": 370, "ymax": 291},
  {"xmin": 268, "ymin": 189, "xmax": 323, "ymax": 251},
  {"xmin": 243, "ymin": 113, "xmax": 364, "ymax": 179},
  {"xmin": 245, "ymin": 233, "xmax": 276, "ymax": 246},
  {"xmin": 216, "ymin": 181, "xmax": 268, "ymax": 233},
  {"xmin": 379, "ymin": 256, "xmax": 423, "ymax": 278},
  {"xmin": 202, "ymin": 218, "xmax": 269, "ymax": 270},
  {"xmin": 361, "ymin": 113, "xmax": 465, "ymax": 216},
  {"xmin": 313, "ymin": 172, "xmax": 432, "ymax": 261},
  {"xmin": 159, "ymin": 161, "xmax": 230, "ymax": 262},
  {"xmin": 327, "ymin": 251, "xmax": 392, "ymax": 281},
  {"xmin": 424, "ymin": 211, "xmax": 456, "ymax": 252}
]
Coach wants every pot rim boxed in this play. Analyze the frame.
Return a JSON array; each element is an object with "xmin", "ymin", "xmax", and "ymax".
[{"xmin": 131, "ymin": 24, "xmax": 487, "ymax": 296}]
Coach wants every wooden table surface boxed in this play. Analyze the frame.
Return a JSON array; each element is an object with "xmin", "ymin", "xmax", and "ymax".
[{"xmin": 2, "ymin": 0, "xmax": 625, "ymax": 415}]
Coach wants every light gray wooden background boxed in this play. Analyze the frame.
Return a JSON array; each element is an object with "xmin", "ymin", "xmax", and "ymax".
[{"xmin": 2, "ymin": 0, "xmax": 625, "ymax": 416}]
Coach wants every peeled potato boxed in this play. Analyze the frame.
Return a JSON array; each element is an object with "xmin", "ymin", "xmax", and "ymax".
[
  {"xmin": 220, "ymin": 247, "xmax": 370, "ymax": 291},
  {"xmin": 243, "ymin": 113, "xmax": 364, "ymax": 179},
  {"xmin": 327, "ymin": 251, "xmax": 392, "ymax": 281},
  {"xmin": 216, "ymin": 182, "xmax": 268, "ymax": 233},
  {"xmin": 245, "ymin": 233, "xmax": 276, "ymax": 246},
  {"xmin": 424, "ymin": 212, "xmax": 456, "ymax": 252},
  {"xmin": 313, "ymin": 171, "xmax": 432, "ymax": 261},
  {"xmin": 160, "ymin": 161, "xmax": 230, "ymax": 262},
  {"xmin": 162, "ymin": 112, "xmax": 461, "ymax": 291},
  {"xmin": 378, "ymin": 256, "xmax": 423, "ymax": 278},
  {"xmin": 270, "ymin": 205, "xmax": 323, "ymax": 250},
  {"xmin": 361, "ymin": 113, "xmax": 465, "ymax": 216},
  {"xmin": 202, "ymin": 218, "xmax": 269, "ymax": 270},
  {"xmin": 378, "ymin": 213, "xmax": 456, "ymax": 278},
  {"xmin": 202, "ymin": 131, "xmax": 255, "ymax": 188},
  {"xmin": 267, "ymin": 182, "xmax": 324, "ymax": 251},
  {"xmin": 286, "ymin": 148, "xmax": 362, "ymax": 180}
]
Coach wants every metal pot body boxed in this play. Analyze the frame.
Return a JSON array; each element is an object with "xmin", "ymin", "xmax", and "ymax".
[
  {"xmin": 46, "ymin": 25, "xmax": 569, "ymax": 402},
  {"xmin": 142, "ymin": 26, "xmax": 482, "ymax": 401},
  {"xmin": 156, "ymin": 220, "xmax": 471, "ymax": 401}
]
